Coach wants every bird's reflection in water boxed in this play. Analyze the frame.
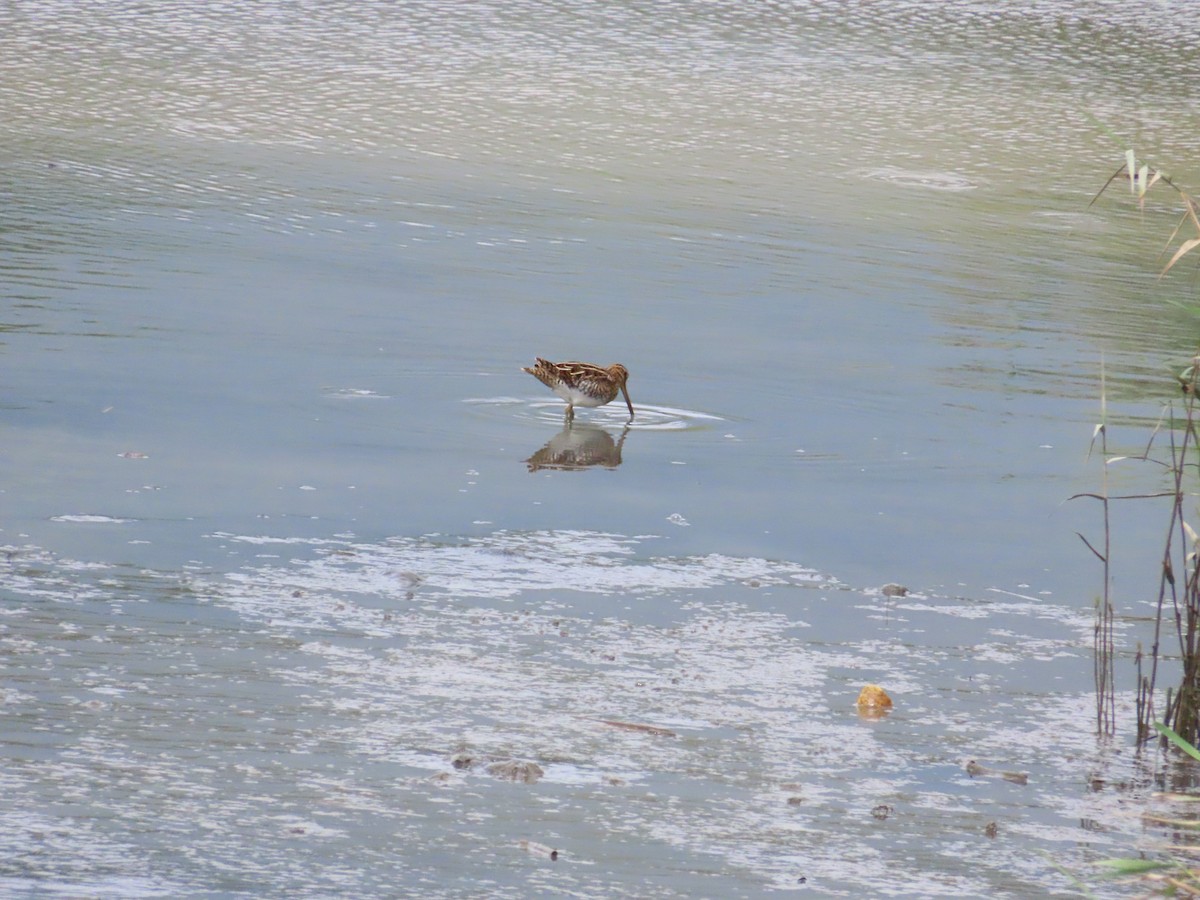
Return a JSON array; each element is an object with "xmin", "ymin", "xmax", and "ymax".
[{"xmin": 525, "ymin": 423, "xmax": 630, "ymax": 472}]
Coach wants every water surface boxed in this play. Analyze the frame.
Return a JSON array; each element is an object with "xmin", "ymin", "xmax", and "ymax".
[{"xmin": 4, "ymin": 1, "xmax": 1200, "ymax": 896}]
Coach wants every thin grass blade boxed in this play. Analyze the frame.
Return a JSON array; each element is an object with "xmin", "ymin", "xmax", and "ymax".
[
  {"xmin": 1162, "ymin": 237, "xmax": 1200, "ymax": 277},
  {"xmin": 1155, "ymin": 721, "xmax": 1200, "ymax": 762},
  {"xmin": 1095, "ymin": 858, "xmax": 1167, "ymax": 874}
]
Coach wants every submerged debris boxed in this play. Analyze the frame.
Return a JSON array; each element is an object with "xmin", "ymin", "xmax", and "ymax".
[
  {"xmin": 486, "ymin": 760, "xmax": 545, "ymax": 784},
  {"xmin": 965, "ymin": 759, "xmax": 1029, "ymax": 786},
  {"xmin": 449, "ymin": 750, "xmax": 545, "ymax": 783},
  {"xmin": 596, "ymin": 719, "xmax": 677, "ymax": 737},
  {"xmin": 518, "ymin": 839, "xmax": 559, "ymax": 860}
]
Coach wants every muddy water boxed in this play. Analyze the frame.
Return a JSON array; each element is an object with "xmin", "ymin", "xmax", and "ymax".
[{"xmin": 4, "ymin": 1, "xmax": 1200, "ymax": 896}]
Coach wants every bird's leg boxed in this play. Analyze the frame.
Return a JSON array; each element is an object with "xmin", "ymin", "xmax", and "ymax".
[{"xmin": 565, "ymin": 403, "xmax": 575, "ymax": 423}]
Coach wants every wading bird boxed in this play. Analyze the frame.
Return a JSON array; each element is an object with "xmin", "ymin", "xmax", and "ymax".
[{"xmin": 523, "ymin": 358, "xmax": 634, "ymax": 422}]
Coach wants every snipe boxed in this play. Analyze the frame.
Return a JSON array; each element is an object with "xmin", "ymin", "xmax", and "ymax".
[{"xmin": 523, "ymin": 358, "xmax": 634, "ymax": 422}]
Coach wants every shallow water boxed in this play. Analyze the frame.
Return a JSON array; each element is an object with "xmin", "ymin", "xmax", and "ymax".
[
  {"xmin": 0, "ymin": 534, "xmax": 1133, "ymax": 897},
  {"xmin": 5, "ymin": 1, "xmax": 1200, "ymax": 896}
]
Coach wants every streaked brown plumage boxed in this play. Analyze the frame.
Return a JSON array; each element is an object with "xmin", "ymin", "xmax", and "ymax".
[{"xmin": 523, "ymin": 358, "xmax": 634, "ymax": 421}]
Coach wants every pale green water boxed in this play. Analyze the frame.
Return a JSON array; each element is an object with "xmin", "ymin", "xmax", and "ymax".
[{"xmin": 4, "ymin": 2, "xmax": 1200, "ymax": 896}]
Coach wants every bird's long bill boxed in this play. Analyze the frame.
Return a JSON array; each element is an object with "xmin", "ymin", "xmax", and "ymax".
[{"xmin": 620, "ymin": 384, "xmax": 635, "ymax": 420}]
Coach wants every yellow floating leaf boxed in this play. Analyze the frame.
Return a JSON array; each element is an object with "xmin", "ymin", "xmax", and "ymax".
[
  {"xmin": 1141, "ymin": 813, "xmax": 1200, "ymax": 829},
  {"xmin": 856, "ymin": 684, "xmax": 893, "ymax": 710}
]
